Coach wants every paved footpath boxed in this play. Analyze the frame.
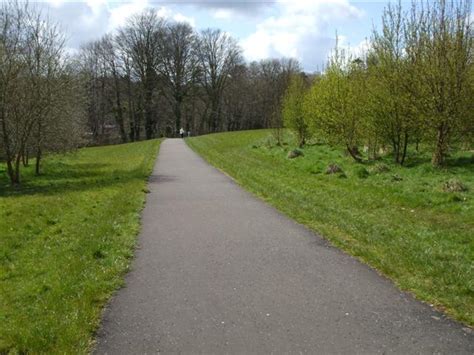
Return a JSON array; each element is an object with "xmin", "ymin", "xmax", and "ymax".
[{"xmin": 95, "ymin": 139, "xmax": 473, "ymax": 354}]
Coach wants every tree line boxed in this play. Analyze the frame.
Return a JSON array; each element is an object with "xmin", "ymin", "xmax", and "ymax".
[
  {"xmin": 284, "ymin": 0, "xmax": 473, "ymax": 167},
  {"xmin": 0, "ymin": 1, "xmax": 301, "ymax": 185},
  {"xmin": 79, "ymin": 10, "xmax": 301, "ymax": 144},
  {"xmin": 0, "ymin": 2, "xmax": 83, "ymax": 185}
]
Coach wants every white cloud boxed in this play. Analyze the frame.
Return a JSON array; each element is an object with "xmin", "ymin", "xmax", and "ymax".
[
  {"xmin": 107, "ymin": 2, "xmax": 195, "ymax": 31},
  {"xmin": 155, "ymin": 7, "xmax": 196, "ymax": 27},
  {"xmin": 341, "ymin": 37, "xmax": 371, "ymax": 59},
  {"xmin": 212, "ymin": 9, "xmax": 234, "ymax": 20},
  {"xmin": 172, "ymin": 13, "xmax": 196, "ymax": 27},
  {"xmin": 46, "ymin": 0, "xmax": 66, "ymax": 8},
  {"xmin": 107, "ymin": 0, "xmax": 150, "ymax": 31},
  {"xmin": 241, "ymin": 0, "xmax": 364, "ymax": 71}
]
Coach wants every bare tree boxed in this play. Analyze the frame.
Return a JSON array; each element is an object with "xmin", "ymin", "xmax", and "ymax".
[
  {"xmin": 196, "ymin": 29, "xmax": 242, "ymax": 132},
  {"xmin": 0, "ymin": 1, "xmax": 27, "ymax": 184},
  {"xmin": 118, "ymin": 9, "xmax": 166, "ymax": 139},
  {"xmin": 0, "ymin": 1, "xmax": 84, "ymax": 184},
  {"xmin": 98, "ymin": 35, "xmax": 127, "ymax": 143},
  {"xmin": 80, "ymin": 41, "xmax": 110, "ymax": 143},
  {"xmin": 158, "ymin": 22, "xmax": 198, "ymax": 135}
]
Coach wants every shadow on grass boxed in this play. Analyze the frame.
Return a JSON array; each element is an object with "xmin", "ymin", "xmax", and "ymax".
[
  {"xmin": 0, "ymin": 162, "xmax": 149, "ymax": 198},
  {"xmin": 388, "ymin": 152, "xmax": 474, "ymax": 172},
  {"xmin": 446, "ymin": 155, "xmax": 474, "ymax": 168}
]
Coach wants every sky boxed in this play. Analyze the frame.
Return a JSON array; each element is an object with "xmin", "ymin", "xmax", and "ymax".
[{"xmin": 32, "ymin": 0, "xmax": 394, "ymax": 72}]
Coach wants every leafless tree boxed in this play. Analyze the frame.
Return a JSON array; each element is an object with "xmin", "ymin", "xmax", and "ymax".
[
  {"xmin": 158, "ymin": 22, "xmax": 198, "ymax": 135},
  {"xmin": 0, "ymin": 1, "xmax": 83, "ymax": 184},
  {"xmin": 195, "ymin": 29, "xmax": 242, "ymax": 132},
  {"xmin": 118, "ymin": 9, "xmax": 166, "ymax": 139}
]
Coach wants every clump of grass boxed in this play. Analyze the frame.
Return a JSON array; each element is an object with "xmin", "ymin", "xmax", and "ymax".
[
  {"xmin": 355, "ymin": 166, "xmax": 370, "ymax": 179},
  {"xmin": 264, "ymin": 135, "xmax": 277, "ymax": 149},
  {"xmin": 0, "ymin": 139, "xmax": 161, "ymax": 353},
  {"xmin": 443, "ymin": 178, "xmax": 468, "ymax": 192},
  {"xmin": 326, "ymin": 163, "xmax": 343, "ymax": 174},
  {"xmin": 371, "ymin": 162, "xmax": 390, "ymax": 174},
  {"xmin": 287, "ymin": 149, "xmax": 304, "ymax": 159}
]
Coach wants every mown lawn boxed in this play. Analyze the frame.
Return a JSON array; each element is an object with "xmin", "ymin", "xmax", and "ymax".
[
  {"xmin": 187, "ymin": 130, "xmax": 473, "ymax": 326},
  {"xmin": 0, "ymin": 139, "xmax": 161, "ymax": 353}
]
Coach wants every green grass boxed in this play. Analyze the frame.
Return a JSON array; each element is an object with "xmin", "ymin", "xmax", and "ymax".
[
  {"xmin": 187, "ymin": 130, "xmax": 474, "ymax": 326},
  {"xmin": 0, "ymin": 139, "xmax": 161, "ymax": 353}
]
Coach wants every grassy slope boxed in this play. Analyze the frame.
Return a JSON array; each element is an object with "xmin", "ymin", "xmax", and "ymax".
[
  {"xmin": 187, "ymin": 130, "xmax": 473, "ymax": 326},
  {"xmin": 0, "ymin": 139, "xmax": 161, "ymax": 353}
]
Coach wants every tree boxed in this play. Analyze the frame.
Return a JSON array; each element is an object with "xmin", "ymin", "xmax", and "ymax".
[
  {"xmin": 369, "ymin": 1, "xmax": 419, "ymax": 165},
  {"xmin": 305, "ymin": 46, "xmax": 367, "ymax": 162},
  {"xmin": 118, "ymin": 9, "xmax": 166, "ymax": 139},
  {"xmin": 405, "ymin": 0, "xmax": 473, "ymax": 166},
  {"xmin": 283, "ymin": 74, "xmax": 310, "ymax": 148},
  {"xmin": 98, "ymin": 35, "xmax": 127, "ymax": 143},
  {"xmin": 0, "ymin": 1, "xmax": 83, "ymax": 185},
  {"xmin": 158, "ymin": 22, "xmax": 198, "ymax": 135},
  {"xmin": 196, "ymin": 29, "xmax": 242, "ymax": 132}
]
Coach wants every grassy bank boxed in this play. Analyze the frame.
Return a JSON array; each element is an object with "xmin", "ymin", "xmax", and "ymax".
[
  {"xmin": 187, "ymin": 130, "xmax": 473, "ymax": 326},
  {"xmin": 0, "ymin": 139, "xmax": 161, "ymax": 353}
]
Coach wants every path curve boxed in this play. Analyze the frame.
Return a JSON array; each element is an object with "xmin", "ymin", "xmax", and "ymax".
[{"xmin": 95, "ymin": 138, "xmax": 473, "ymax": 354}]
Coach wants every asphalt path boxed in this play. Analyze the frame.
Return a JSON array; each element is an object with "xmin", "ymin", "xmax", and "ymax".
[{"xmin": 95, "ymin": 138, "xmax": 473, "ymax": 354}]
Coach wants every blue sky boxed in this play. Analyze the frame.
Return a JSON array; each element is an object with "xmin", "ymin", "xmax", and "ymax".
[{"xmin": 35, "ymin": 0, "xmax": 396, "ymax": 72}]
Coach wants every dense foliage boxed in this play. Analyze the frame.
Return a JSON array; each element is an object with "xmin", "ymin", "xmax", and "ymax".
[{"xmin": 284, "ymin": 0, "xmax": 473, "ymax": 167}]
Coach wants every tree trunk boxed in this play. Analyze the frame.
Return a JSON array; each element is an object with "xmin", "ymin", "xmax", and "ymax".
[
  {"xmin": 35, "ymin": 147, "xmax": 42, "ymax": 175},
  {"xmin": 144, "ymin": 89, "xmax": 154, "ymax": 140},
  {"xmin": 346, "ymin": 145, "xmax": 362, "ymax": 162},
  {"xmin": 174, "ymin": 97, "xmax": 182, "ymax": 136},
  {"xmin": 6, "ymin": 159, "xmax": 17, "ymax": 186},
  {"xmin": 298, "ymin": 130, "xmax": 305, "ymax": 148},
  {"xmin": 22, "ymin": 148, "xmax": 29, "ymax": 167},
  {"xmin": 129, "ymin": 121, "xmax": 136, "ymax": 142},
  {"xmin": 11, "ymin": 154, "xmax": 22, "ymax": 186},
  {"xmin": 400, "ymin": 131, "xmax": 409, "ymax": 166},
  {"xmin": 113, "ymin": 71, "xmax": 127, "ymax": 143},
  {"xmin": 208, "ymin": 94, "xmax": 220, "ymax": 133},
  {"xmin": 432, "ymin": 124, "xmax": 448, "ymax": 167}
]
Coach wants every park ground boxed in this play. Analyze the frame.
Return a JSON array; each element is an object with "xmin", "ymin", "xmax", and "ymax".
[
  {"xmin": 0, "ymin": 140, "xmax": 161, "ymax": 353},
  {"xmin": 0, "ymin": 130, "xmax": 473, "ymax": 352}
]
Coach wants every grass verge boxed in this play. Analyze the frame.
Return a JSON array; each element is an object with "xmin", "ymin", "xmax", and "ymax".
[
  {"xmin": 0, "ymin": 139, "xmax": 161, "ymax": 353},
  {"xmin": 187, "ymin": 130, "xmax": 473, "ymax": 326}
]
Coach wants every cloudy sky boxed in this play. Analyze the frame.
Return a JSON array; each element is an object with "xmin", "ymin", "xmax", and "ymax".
[{"xmin": 34, "ymin": 0, "xmax": 393, "ymax": 72}]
